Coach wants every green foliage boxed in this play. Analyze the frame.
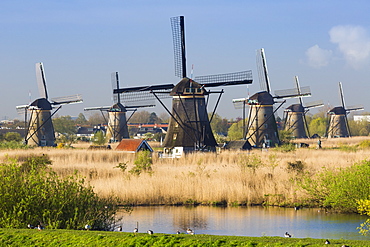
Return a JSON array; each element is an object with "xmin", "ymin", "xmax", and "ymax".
[
  {"xmin": 227, "ymin": 120, "xmax": 245, "ymax": 141},
  {"xmin": 308, "ymin": 117, "xmax": 327, "ymax": 137},
  {"xmin": 0, "ymin": 155, "xmax": 124, "ymax": 230},
  {"xmin": 92, "ymin": 131, "xmax": 107, "ymax": 145},
  {"xmin": 274, "ymin": 143, "xmax": 296, "ymax": 152},
  {"xmin": 358, "ymin": 140, "xmax": 370, "ymax": 149},
  {"xmin": 300, "ymin": 160, "xmax": 370, "ymax": 212},
  {"xmin": 53, "ymin": 116, "xmax": 78, "ymax": 145},
  {"xmin": 0, "ymin": 141, "xmax": 30, "ymax": 150},
  {"xmin": 278, "ymin": 130, "xmax": 294, "ymax": 144},
  {"xmin": 357, "ymin": 199, "xmax": 370, "ymax": 236},
  {"xmin": 129, "ymin": 151, "xmax": 153, "ymax": 176},
  {"xmin": 3, "ymin": 132, "xmax": 22, "ymax": 142},
  {"xmin": 237, "ymin": 154, "xmax": 264, "ymax": 174},
  {"xmin": 210, "ymin": 113, "xmax": 230, "ymax": 135}
]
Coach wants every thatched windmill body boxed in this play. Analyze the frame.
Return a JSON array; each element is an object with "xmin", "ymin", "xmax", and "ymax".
[
  {"xmin": 233, "ymin": 49, "xmax": 311, "ymax": 147},
  {"xmin": 84, "ymin": 72, "xmax": 154, "ymax": 142},
  {"xmin": 283, "ymin": 76, "xmax": 323, "ymax": 138},
  {"xmin": 326, "ymin": 82, "xmax": 363, "ymax": 138},
  {"xmin": 16, "ymin": 63, "xmax": 82, "ymax": 146},
  {"xmin": 114, "ymin": 16, "xmax": 253, "ymax": 155}
]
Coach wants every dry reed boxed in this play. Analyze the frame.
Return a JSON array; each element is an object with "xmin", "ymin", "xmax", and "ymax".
[{"xmin": 1, "ymin": 136, "xmax": 370, "ymax": 206}]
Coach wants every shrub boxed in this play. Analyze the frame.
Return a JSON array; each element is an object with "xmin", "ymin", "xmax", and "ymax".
[
  {"xmin": 0, "ymin": 155, "xmax": 127, "ymax": 230},
  {"xmin": 357, "ymin": 199, "xmax": 370, "ymax": 236},
  {"xmin": 287, "ymin": 160, "xmax": 305, "ymax": 173},
  {"xmin": 129, "ymin": 151, "xmax": 153, "ymax": 176},
  {"xmin": 300, "ymin": 160, "xmax": 370, "ymax": 212},
  {"xmin": 358, "ymin": 140, "xmax": 370, "ymax": 149}
]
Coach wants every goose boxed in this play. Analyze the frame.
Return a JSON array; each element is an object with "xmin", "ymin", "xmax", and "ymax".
[
  {"xmin": 147, "ymin": 230, "xmax": 153, "ymax": 235},
  {"xmin": 187, "ymin": 228, "xmax": 194, "ymax": 235},
  {"xmin": 117, "ymin": 225, "xmax": 122, "ymax": 231},
  {"xmin": 85, "ymin": 224, "xmax": 91, "ymax": 230},
  {"xmin": 325, "ymin": 239, "xmax": 330, "ymax": 244},
  {"xmin": 284, "ymin": 232, "xmax": 292, "ymax": 238},
  {"xmin": 133, "ymin": 227, "xmax": 138, "ymax": 234}
]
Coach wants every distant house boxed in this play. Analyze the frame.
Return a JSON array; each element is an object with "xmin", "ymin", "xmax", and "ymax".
[
  {"xmin": 115, "ymin": 139, "xmax": 153, "ymax": 153},
  {"xmin": 76, "ymin": 125, "xmax": 107, "ymax": 140},
  {"xmin": 223, "ymin": 140, "xmax": 252, "ymax": 151}
]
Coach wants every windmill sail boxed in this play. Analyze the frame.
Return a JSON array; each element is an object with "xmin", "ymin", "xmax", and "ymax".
[{"xmin": 36, "ymin": 62, "xmax": 48, "ymax": 99}]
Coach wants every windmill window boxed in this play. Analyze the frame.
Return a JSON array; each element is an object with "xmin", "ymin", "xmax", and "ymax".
[
  {"xmin": 41, "ymin": 135, "xmax": 46, "ymax": 139},
  {"xmin": 264, "ymin": 124, "xmax": 268, "ymax": 128},
  {"xmin": 175, "ymin": 123, "xmax": 179, "ymax": 128},
  {"xmin": 173, "ymin": 134, "xmax": 177, "ymax": 140},
  {"xmin": 264, "ymin": 114, "xmax": 267, "ymax": 117}
]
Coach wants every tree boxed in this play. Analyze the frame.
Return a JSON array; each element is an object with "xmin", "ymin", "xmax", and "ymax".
[
  {"xmin": 75, "ymin": 113, "xmax": 88, "ymax": 125},
  {"xmin": 158, "ymin": 112, "xmax": 170, "ymax": 123},
  {"xmin": 4, "ymin": 132, "xmax": 22, "ymax": 142},
  {"xmin": 92, "ymin": 131, "xmax": 107, "ymax": 145},
  {"xmin": 128, "ymin": 110, "xmax": 151, "ymax": 123},
  {"xmin": 148, "ymin": 112, "xmax": 159, "ymax": 124},
  {"xmin": 308, "ymin": 117, "xmax": 327, "ymax": 137},
  {"xmin": 227, "ymin": 119, "xmax": 245, "ymax": 140},
  {"xmin": 53, "ymin": 116, "xmax": 78, "ymax": 145},
  {"xmin": 87, "ymin": 112, "xmax": 107, "ymax": 126},
  {"xmin": 209, "ymin": 113, "xmax": 229, "ymax": 135}
]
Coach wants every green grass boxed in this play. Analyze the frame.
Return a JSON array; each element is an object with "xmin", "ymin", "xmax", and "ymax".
[{"xmin": 0, "ymin": 229, "xmax": 368, "ymax": 246}]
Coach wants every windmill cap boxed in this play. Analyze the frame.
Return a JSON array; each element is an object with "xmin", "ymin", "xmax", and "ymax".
[
  {"xmin": 285, "ymin": 104, "xmax": 304, "ymax": 112},
  {"xmin": 170, "ymin": 78, "xmax": 204, "ymax": 96},
  {"xmin": 30, "ymin": 98, "xmax": 52, "ymax": 110},
  {"xmin": 249, "ymin": 91, "xmax": 274, "ymax": 105},
  {"xmin": 328, "ymin": 106, "xmax": 346, "ymax": 115},
  {"xmin": 109, "ymin": 103, "xmax": 127, "ymax": 112}
]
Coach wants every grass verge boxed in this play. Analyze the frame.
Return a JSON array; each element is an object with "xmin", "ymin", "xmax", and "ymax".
[{"xmin": 0, "ymin": 228, "xmax": 368, "ymax": 246}]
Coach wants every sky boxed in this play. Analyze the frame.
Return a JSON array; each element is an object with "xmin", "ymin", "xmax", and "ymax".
[{"xmin": 1, "ymin": 0, "xmax": 370, "ymax": 121}]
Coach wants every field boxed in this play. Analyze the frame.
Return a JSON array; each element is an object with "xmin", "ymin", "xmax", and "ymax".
[
  {"xmin": 0, "ymin": 228, "xmax": 369, "ymax": 247},
  {"xmin": 1, "ymin": 136, "xmax": 370, "ymax": 206}
]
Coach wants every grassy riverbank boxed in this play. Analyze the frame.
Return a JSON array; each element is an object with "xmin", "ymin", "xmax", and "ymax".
[
  {"xmin": 1, "ymin": 136, "xmax": 370, "ymax": 207},
  {"xmin": 0, "ymin": 228, "xmax": 368, "ymax": 246}
]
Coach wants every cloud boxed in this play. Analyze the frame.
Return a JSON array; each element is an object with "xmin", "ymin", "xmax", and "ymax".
[
  {"xmin": 329, "ymin": 25, "xmax": 370, "ymax": 68},
  {"xmin": 305, "ymin": 45, "xmax": 332, "ymax": 68}
]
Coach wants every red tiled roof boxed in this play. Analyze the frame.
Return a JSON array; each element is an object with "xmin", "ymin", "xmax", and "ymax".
[{"xmin": 115, "ymin": 139, "xmax": 152, "ymax": 152}]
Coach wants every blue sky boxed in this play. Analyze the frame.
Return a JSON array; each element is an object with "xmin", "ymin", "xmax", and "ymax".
[{"xmin": 1, "ymin": 0, "xmax": 369, "ymax": 120}]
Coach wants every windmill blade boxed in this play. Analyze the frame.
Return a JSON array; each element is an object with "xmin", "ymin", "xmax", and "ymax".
[
  {"xmin": 111, "ymin": 72, "xmax": 121, "ymax": 104},
  {"xmin": 256, "ymin": 48, "xmax": 271, "ymax": 93},
  {"xmin": 50, "ymin": 94, "xmax": 83, "ymax": 105},
  {"xmin": 114, "ymin": 84, "xmax": 174, "ymax": 94},
  {"xmin": 339, "ymin": 82, "xmax": 346, "ymax": 108},
  {"xmin": 294, "ymin": 76, "xmax": 304, "ymax": 105},
  {"xmin": 84, "ymin": 106, "xmax": 111, "ymax": 111},
  {"xmin": 16, "ymin": 105, "xmax": 30, "ymax": 115},
  {"xmin": 171, "ymin": 16, "xmax": 186, "ymax": 78},
  {"xmin": 194, "ymin": 71, "xmax": 253, "ymax": 87},
  {"xmin": 125, "ymin": 104, "xmax": 156, "ymax": 109},
  {"xmin": 274, "ymin": 86, "xmax": 311, "ymax": 99},
  {"xmin": 304, "ymin": 100, "xmax": 324, "ymax": 109},
  {"xmin": 232, "ymin": 98, "xmax": 248, "ymax": 109},
  {"xmin": 346, "ymin": 105, "xmax": 364, "ymax": 112},
  {"xmin": 35, "ymin": 62, "xmax": 48, "ymax": 99}
]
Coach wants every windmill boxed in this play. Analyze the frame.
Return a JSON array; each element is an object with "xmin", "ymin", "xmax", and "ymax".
[
  {"xmin": 283, "ymin": 76, "xmax": 324, "ymax": 138},
  {"xmin": 326, "ymin": 82, "xmax": 363, "ymax": 138},
  {"xmin": 84, "ymin": 72, "xmax": 155, "ymax": 142},
  {"xmin": 16, "ymin": 62, "xmax": 82, "ymax": 146},
  {"xmin": 114, "ymin": 16, "xmax": 253, "ymax": 155},
  {"xmin": 233, "ymin": 49, "xmax": 311, "ymax": 148}
]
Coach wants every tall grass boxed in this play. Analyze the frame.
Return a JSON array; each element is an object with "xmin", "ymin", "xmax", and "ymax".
[{"xmin": 1, "ymin": 137, "xmax": 370, "ymax": 206}]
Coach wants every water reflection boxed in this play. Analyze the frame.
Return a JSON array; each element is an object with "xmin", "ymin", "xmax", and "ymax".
[{"xmin": 117, "ymin": 206, "xmax": 368, "ymax": 240}]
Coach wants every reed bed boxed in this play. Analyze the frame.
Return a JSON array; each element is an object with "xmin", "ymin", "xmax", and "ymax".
[{"xmin": 1, "ymin": 137, "xmax": 370, "ymax": 206}]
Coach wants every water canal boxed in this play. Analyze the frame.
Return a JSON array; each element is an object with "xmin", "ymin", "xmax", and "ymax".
[{"xmin": 117, "ymin": 206, "xmax": 368, "ymax": 240}]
